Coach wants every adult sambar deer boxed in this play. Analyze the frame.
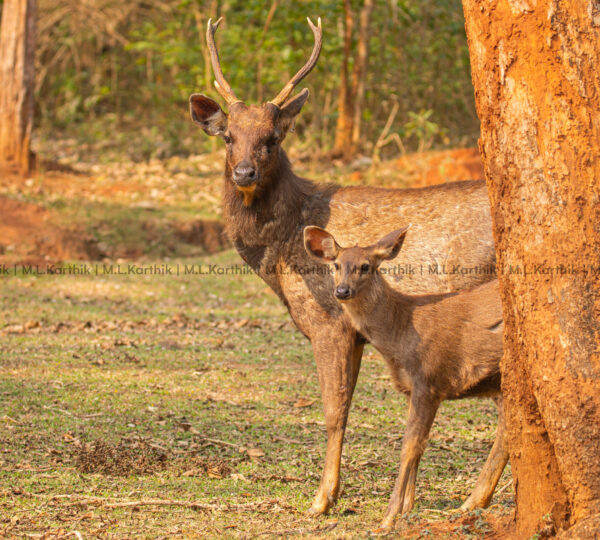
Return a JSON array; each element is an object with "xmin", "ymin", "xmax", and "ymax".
[
  {"xmin": 304, "ymin": 225, "xmax": 508, "ymax": 530},
  {"xmin": 189, "ymin": 17, "xmax": 497, "ymax": 518}
]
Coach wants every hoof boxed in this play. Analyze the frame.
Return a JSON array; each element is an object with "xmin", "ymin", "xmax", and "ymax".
[
  {"xmin": 371, "ymin": 523, "xmax": 393, "ymax": 536},
  {"xmin": 306, "ymin": 505, "xmax": 328, "ymax": 516},
  {"xmin": 308, "ymin": 491, "xmax": 336, "ymax": 516},
  {"xmin": 307, "ymin": 500, "xmax": 332, "ymax": 516},
  {"xmin": 459, "ymin": 496, "xmax": 480, "ymax": 513}
]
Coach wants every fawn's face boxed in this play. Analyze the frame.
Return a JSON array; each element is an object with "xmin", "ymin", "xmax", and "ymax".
[
  {"xmin": 332, "ymin": 246, "xmax": 378, "ymax": 301},
  {"xmin": 303, "ymin": 225, "xmax": 411, "ymax": 302}
]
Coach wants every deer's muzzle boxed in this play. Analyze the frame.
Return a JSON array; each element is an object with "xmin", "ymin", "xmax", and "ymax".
[
  {"xmin": 334, "ymin": 284, "xmax": 354, "ymax": 301},
  {"xmin": 233, "ymin": 161, "xmax": 258, "ymax": 186}
]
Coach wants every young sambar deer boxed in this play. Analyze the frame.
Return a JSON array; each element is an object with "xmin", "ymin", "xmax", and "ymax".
[
  {"xmin": 304, "ymin": 225, "xmax": 509, "ymax": 530},
  {"xmin": 189, "ymin": 17, "xmax": 498, "ymax": 518}
]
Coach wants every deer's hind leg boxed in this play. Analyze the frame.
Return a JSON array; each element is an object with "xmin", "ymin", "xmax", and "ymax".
[
  {"xmin": 460, "ymin": 396, "xmax": 509, "ymax": 512},
  {"xmin": 377, "ymin": 391, "xmax": 440, "ymax": 532}
]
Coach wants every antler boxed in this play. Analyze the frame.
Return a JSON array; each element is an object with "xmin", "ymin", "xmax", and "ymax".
[
  {"xmin": 206, "ymin": 18, "xmax": 242, "ymax": 105},
  {"xmin": 269, "ymin": 17, "xmax": 323, "ymax": 108}
]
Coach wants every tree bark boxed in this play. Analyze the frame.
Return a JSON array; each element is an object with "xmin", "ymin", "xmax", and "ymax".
[
  {"xmin": 350, "ymin": 0, "xmax": 373, "ymax": 147},
  {"xmin": 0, "ymin": 0, "xmax": 36, "ymax": 175},
  {"xmin": 463, "ymin": 1, "xmax": 600, "ymax": 538},
  {"xmin": 332, "ymin": 0, "xmax": 374, "ymax": 159},
  {"xmin": 332, "ymin": 0, "xmax": 354, "ymax": 158}
]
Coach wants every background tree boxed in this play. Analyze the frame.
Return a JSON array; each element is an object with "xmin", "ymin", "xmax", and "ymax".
[
  {"xmin": 34, "ymin": 0, "xmax": 476, "ymax": 160},
  {"xmin": 463, "ymin": 0, "xmax": 600, "ymax": 537},
  {"xmin": 0, "ymin": 0, "xmax": 36, "ymax": 174},
  {"xmin": 332, "ymin": 0, "xmax": 374, "ymax": 159}
]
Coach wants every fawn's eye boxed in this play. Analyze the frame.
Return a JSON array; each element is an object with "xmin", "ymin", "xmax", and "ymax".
[
  {"xmin": 334, "ymin": 263, "xmax": 340, "ymax": 271},
  {"xmin": 360, "ymin": 263, "xmax": 370, "ymax": 274},
  {"xmin": 223, "ymin": 134, "xmax": 232, "ymax": 144}
]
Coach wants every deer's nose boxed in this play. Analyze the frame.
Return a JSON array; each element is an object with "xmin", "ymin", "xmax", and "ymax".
[
  {"xmin": 334, "ymin": 284, "xmax": 353, "ymax": 300},
  {"xmin": 233, "ymin": 161, "xmax": 258, "ymax": 186}
]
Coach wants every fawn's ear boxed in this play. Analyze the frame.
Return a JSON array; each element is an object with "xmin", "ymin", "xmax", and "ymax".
[
  {"xmin": 371, "ymin": 225, "xmax": 411, "ymax": 262},
  {"xmin": 304, "ymin": 226, "xmax": 340, "ymax": 262},
  {"xmin": 277, "ymin": 88, "xmax": 310, "ymax": 135},
  {"xmin": 189, "ymin": 94, "xmax": 228, "ymax": 136}
]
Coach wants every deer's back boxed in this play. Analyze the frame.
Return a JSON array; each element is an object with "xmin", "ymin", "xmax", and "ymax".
[{"xmin": 311, "ymin": 180, "xmax": 494, "ymax": 295}]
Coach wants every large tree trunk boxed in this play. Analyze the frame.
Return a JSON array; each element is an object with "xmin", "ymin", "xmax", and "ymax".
[
  {"xmin": 463, "ymin": 1, "xmax": 600, "ymax": 537},
  {"xmin": 0, "ymin": 0, "xmax": 36, "ymax": 175}
]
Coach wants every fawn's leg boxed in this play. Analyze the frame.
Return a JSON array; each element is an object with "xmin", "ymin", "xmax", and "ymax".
[
  {"xmin": 460, "ymin": 396, "xmax": 509, "ymax": 511},
  {"xmin": 308, "ymin": 328, "xmax": 364, "ymax": 515},
  {"xmin": 377, "ymin": 391, "xmax": 440, "ymax": 531}
]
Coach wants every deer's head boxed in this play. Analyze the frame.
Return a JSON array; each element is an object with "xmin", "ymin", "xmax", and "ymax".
[
  {"xmin": 189, "ymin": 17, "xmax": 322, "ymax": 206},
  {"xmin": 304, "ymin": 225, "xmax": 411, "ymax": 301}
]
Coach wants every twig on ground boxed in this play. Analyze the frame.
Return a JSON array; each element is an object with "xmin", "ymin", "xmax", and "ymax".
[
  {"xmin": 258, "ymin": 520, "xmax": 338, "ymax": 537},
  {"xmin": 496, "ymin": 478, "xmax": 513, "ymax": 495},
  {"xmin": 42, "ymin": 405, "xmax": 103, "ymax": 419},
  {"xmin": 272, "ymin": 435, "xmax": 302, "ymax": 444},
  {"xmin": 199, "ymin": 436, "xmax": 240, "ymax": 449},
  {"xmin": 48, "ymin": 495, "xmax": 296, "ymax": 513}
]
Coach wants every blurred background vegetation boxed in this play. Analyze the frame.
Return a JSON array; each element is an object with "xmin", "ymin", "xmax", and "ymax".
[{"xmin": 31, "ymin": 0, "xmax": 478, "ymax": 161}]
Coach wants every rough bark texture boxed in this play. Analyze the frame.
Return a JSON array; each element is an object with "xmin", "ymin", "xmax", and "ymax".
[
  {"xmin": 462, "ymin": 0, "xmax": 600, "ymax": 537},
  {"xmin": 0, "ymin": 0, "xmax": 36, "ymax": 175}
]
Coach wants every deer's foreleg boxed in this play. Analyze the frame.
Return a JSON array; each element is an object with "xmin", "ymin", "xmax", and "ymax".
[
  {"xmin": 460, "ymin": 396, "xmax": 509, "ymax": 511},
  {"xmin": 377, "ymin": 391, "xmax": 440, "ymax": 532},
  {"xmin": 308, "ymin": 328, "xmax": 364, "ymax": 516}
]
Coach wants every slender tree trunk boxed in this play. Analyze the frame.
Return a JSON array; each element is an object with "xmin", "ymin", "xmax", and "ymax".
[
  {"xmin": 256, "ymin": 0, "xmax": 278, "ymax": 104},
  {"xmin": 194, "ymin": 0, "xmax": 218, "ymax": 153},
  {"xmin": 350, "ymin": 0, "xmax": 373, "ymax": 147},
  {"xmin": 0, "ymin": 0, "xmax": 36, "ymax": 175},
  {"xmin": 463, "ymin": 1, "xmax": 600, "ymax": 537},
  {"xmin": 332, "ymin": 0, "xmax": 354, "ymax": 157}
]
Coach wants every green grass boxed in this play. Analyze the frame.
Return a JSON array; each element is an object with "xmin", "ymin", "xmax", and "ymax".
[{"xmin": 0, "ymin": 250, "xmax": 512, "ymax": 538}]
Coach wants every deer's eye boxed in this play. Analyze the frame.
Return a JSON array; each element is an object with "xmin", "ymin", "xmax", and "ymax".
[
  {"xmin": 223, "ymin": 134, "xmax": 232, "ymax": 144},
  {"xmin": 262, "ymin": 137, "xmax": 277, "ymax": 153},
  {"xmin": 334, "ymin": 263, "xmax": 340, "ymax": 271},
  {"xmin": 360, "ymin": 263, "xmax": 370, "ymax": 274}
]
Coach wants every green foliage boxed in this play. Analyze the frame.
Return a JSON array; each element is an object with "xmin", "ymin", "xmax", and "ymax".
[
  {"xmin": 35, "ymin": 0, "xmax": 478, "ymax": 157},
  {"xmin": 403, "ymin": 109, "xmax": 448, "ymax": 153}
]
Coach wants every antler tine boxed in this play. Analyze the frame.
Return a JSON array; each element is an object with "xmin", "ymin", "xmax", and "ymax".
[
  {"xmin": 206, "ymin": 17, "xmax": 242, "ymax": 105},
  {"xmin": 269, "ymin": 17, "xmax": 323, "ymax": 108}
]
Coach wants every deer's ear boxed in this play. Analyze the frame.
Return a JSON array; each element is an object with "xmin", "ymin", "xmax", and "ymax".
[
  {"xmin": 189, "ymin": 94, "xmax": 227, "ymax": 136},
  {"xmin": 277, "ymin": 88, "xmax": 310, "ymax": 134},
  {"xmin": 304, "ymin": 226, "xmax": 339, "ymax": 262},
  {"xmin": 371, "ymin": 225, "xmax": 411, "ymax": 261}
]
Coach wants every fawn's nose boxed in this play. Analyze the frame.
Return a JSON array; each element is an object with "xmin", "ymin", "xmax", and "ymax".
[
  {"xmin": 334, "ymin": 284, "xmax": 353, "ymax": 300},
  {"xmin": 233, "ymin": 161, "xmax": 258, "ymax": 186}
]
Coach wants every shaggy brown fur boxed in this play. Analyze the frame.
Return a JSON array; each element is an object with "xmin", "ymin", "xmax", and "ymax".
[{"xmin": 304, "ymin": 225, "xmax": 509, "ymax": 529}]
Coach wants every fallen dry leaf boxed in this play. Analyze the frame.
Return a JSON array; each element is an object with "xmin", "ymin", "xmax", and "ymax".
[
  {"xmin": 293, "ymin": 398, "xmax": 315, "ymax": 408},
  {"xmin": 246, "ymin": 448, "xmax": 265, "ymax": 458}
]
